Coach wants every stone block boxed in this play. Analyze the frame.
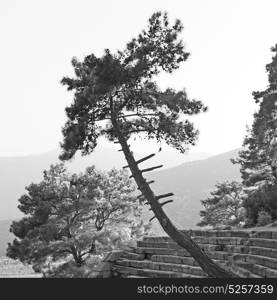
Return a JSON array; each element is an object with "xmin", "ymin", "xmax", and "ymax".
[
  {"xmin": 272, "ymin": 232, "xmax": 277, "ymax": 239},
  {"xmin": 193, "ymin": 236, "xmax": 209, "ymax": 244},
  {"xmin": 249, "ymin": 238, "xmax": 277, "ymax": 249},
  {"xmin": 231, "ymin": 231, "xmax": 250, "ymax": 238},
  {"xmin": 252, "ymin": 264, "xmax": 267, "ymax": 277},
  {"xmin": 122, "ymin": 252, "xmax": 145, "ymax": 260},
  {"xmin": 206, "ymin": 231, "xmax": 218, "ymax": 238},
  {"xmin": 171, "ymin": 265, "xmax": 183, "ymax": 273},
  {"xmin": 265, "ymin": 268, "xmax": 277, "ymax": 277},
  {"xmin": 250, "ymin": 247, "xmax": 271, "ymax": 257},
  {"xmin": 190, "ymin": 267, "xmax": 206, "ymax": 276},
  {"xmin": 254, "ymin": 231, "xmax": 272, "ymax": 239},
  {"xmin": 149, "ymin": 262, "xmax": 160, "ymax": 270},
  {"xmin": 271, "ymin": 249, "xmax": 277, "ymax": 259}
]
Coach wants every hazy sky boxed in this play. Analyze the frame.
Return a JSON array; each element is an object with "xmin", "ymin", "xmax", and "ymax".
[{"xmin": 0, "ymin": 0, "xmax": 276, "ymax": 157}]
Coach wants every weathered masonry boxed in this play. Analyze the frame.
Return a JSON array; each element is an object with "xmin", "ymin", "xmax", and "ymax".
[{"xmin": 90, "ymin": 229, "xmax": 277, "ymax": 278}]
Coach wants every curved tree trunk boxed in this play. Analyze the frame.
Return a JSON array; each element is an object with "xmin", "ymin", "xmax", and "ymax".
[{"xmin": 111, "ymin": 116, "xmax": 238, "ymax": 278}]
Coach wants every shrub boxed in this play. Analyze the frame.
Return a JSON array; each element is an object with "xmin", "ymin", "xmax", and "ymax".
[{"xmin": 256, "ymin": 210, "xmax": 272, "ymax": 226}]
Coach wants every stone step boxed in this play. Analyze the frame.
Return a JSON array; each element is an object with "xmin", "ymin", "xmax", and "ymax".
[
  {"xmin": 143, "ymin": 236, "xmax": 172, "ymax": 243},
  {"xmin": 232, "ymin": 253, "xmax": 277, "ymax": 270},
  {"xmin": 115, "ymin": 259, "xmax": 207, "ymax": 277},
  {"xmin": 248, "ymin": 238, "xmax": 277, "ymax": 249},
  {"xmin": 247, "ymin": 254, "xmax": 277, "ymax": 270},
  {"xmin": 137, "ymin": 241, "xmax": 223, "ymax": 252},
  {"xmin": 138, "ymin": 241, "xmax": 182, "ymax": 249},
  {"xmin": 135, "ymin": 246, "xmax": 232, "ymax": 261},
  {"xmin": 251, "ymin": 231, "xmax": 277, "ymax": 240},
  {"xmin": 249, "ymin": 246, "xmax": 277, "ymax": 259},
  {"xmin": 150, "ymin": 254, "xmax": 227, "ymax": 268},
  {"xmin": 182, "ymin": 230, "xmax": 250, "ymax": 238},
  {"xmin": 230, "ymin": 264, "xmax": 261, "ymax": 278},
  {"xmin": 206, "ymin": 251, "xmax": 230, "ymax": 261},
  {"xmin": 231, "ymin": 253, "xmax": 249, "ymax": 262},
  {"xmin": 121, "ymin": 251, "xmax": 145, "ymax": 261},
  {"xmin": 151, "ymin": 255, "xmax": 199, "ymax": 266},
  {"xmin": 112, "ymin": 265, "xmax": 196, "ymax": 278},
  {"xmin": 237, "ymin": 262, "xmax": 277, "ymax": 278},
  {"xmin": 125, "ymin": 275, "xmax": 148, "ymax": 278},
  {"xmin": 222, "ymin": 245, "xmax": 249, "ymax": 254},
  {"xmin": 192, "ymin": 236, "xmax": 248, "ymax": 246},
  {"xmin": 142, "ymin": 231, "xmax": 250, "ymax": 244},
  {"xmin": 135, "ymin": 247, "xmax": 191, "ymax": 257}
]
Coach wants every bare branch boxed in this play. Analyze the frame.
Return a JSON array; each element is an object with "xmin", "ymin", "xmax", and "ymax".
[
  {"xmin": 160, "ymin": 199, "xmax": 174, "ymax": 207},
  {"xmin": 136, "ymin": 153, "xmax": 156, "ymax": 165},
  {"xmin": 124, "ymin": 153, "xmax": 155, "ymax": 169},
  {"xmin": 141, "ymin": 165, "xmax": 163, "ymax": 173},
  {"xmin": 130, "ymin": 165, "xmax": 163, "ymax": 178},
  {"xmin": 156, "ymin": 193, "xmax": 174, "ymax": 200},
  {"xmin": 149, "ymin": 215, "xmax": 156, "ymax": 222}
]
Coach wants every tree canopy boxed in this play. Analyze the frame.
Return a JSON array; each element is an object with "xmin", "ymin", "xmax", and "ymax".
[
  {"xmin": 233, "ymin": 44, "xmax": 277, "ymax": 226},
  {"xmin": 198, "ymin": 181, "xmax": 246, "ymax": 228},
  {"xmin": 59, "ymin": 11, "xmax": 207, "ymax": 161},
  {"xmin": 7, "ymin": 164, "xmax": 148, "ymax": 271}
]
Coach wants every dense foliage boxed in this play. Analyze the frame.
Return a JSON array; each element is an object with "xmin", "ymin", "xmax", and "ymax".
[
  {"xmin": 7, "ymin": 164, "xmax": 148, "ymax": 273},
  {"xmin": 199, "ymin": 45, "xmax": 277, "ymax": 228},
  {"xmin": 198, "ymin": 181, "xmax": 246, "ymax": 228},
  {"xmin": 233, "ymin": 45, "xmax": 277, "ymax": 226},
  {"xmin": 59, "ymin": 11, "xmax": 207, "ymax": 161}
]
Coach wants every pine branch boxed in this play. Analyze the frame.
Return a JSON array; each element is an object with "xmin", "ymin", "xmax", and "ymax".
[
  {"xmin": 149, "ymin": 215, "xmax": 156, "ymax": 222},
  {"xmin": 141, "ymin": 165, "xmax": 163, "ymax": 173},
  {"xmin": 149, "ymin": 199, "xmax": 173, "ymax": 210},
  {"xmin": 160, "ymin": 199, "xmax": 174, "ymax": 207},
  {"xmin": 129, "ymin": 165, "xmax": 163, "ymax": 178},
  {"xmin": 136, "ymin": 153, "xmax": 156, "ymax": 164},
  {"xmin": 155, "ymin": 193, "xmax": 174, "ymax": 200},
  {"xmin": 123, "ymin": 153, "xmax": 156, "ymax": 169}
]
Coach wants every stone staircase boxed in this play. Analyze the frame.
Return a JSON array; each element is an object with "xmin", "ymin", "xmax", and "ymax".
[
  {"xmin": 231, "ymin": 231, "xmax": 277, "ymax": 278},
  {"xmin": 110, "ymin": 230, "xmax": 277, "ymax": 278}
]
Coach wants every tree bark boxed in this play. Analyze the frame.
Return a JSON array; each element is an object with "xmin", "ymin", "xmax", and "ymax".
[
  {"xmin": 70, "ymin": 245, "xmax": 83, "ymax": 267},
  {"xmin": 111, "ymin": 115, "xmax": 238, "ymax": 278}
]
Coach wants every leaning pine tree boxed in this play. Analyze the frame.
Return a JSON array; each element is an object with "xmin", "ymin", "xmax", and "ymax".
[{"xmin": 59, "ymin": 12, "xmax": 235, "ymax": 277}]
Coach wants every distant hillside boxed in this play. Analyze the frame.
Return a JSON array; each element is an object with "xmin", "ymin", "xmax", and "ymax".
[
  {"xmin": 144, "ymin": 149, "xmax": 241, "ymax": 234},
  {"xmin": 0, "ymin": 147, "xmax": 240, "ymax": 250},
  {"xmin": 0, "ymin": 147, "xmax": 210, "ymax": 257},
  {"xmin": 0, "ymin": 148, "xmax": 240, "ymax": 255},
  {"xmin": 0, "ymin": 147, "xmax": 210, "ymax": 221}
]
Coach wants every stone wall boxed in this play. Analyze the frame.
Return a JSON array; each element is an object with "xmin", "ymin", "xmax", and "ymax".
[{"xmin": 90, "ymin": 229, "xmax": 277, "ymax": 278}]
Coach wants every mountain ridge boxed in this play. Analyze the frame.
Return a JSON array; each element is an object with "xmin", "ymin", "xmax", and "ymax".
[{"xmin": 0, "ymin": 146, "xmax": 212, "ymax": 221}]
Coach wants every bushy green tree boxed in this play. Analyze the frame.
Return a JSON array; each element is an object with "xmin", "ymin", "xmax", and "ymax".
[
  {"xmin": 243, "ymin": 184, "xmax": 277, "ymax": 226},
  {"xmin": 257, "ymin": 210, "xmax": 273, "ymax": 227},
  {"xmin": 234, "ymin": 44, "xmax": 277, "ymax": 225},
  {"xmin": 7, "ymin": 164, "xmax": 148, "ymax": 272},
  {"xmin": 198, "ymin": 181, "xmax": 246, "ymax": 228}
]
